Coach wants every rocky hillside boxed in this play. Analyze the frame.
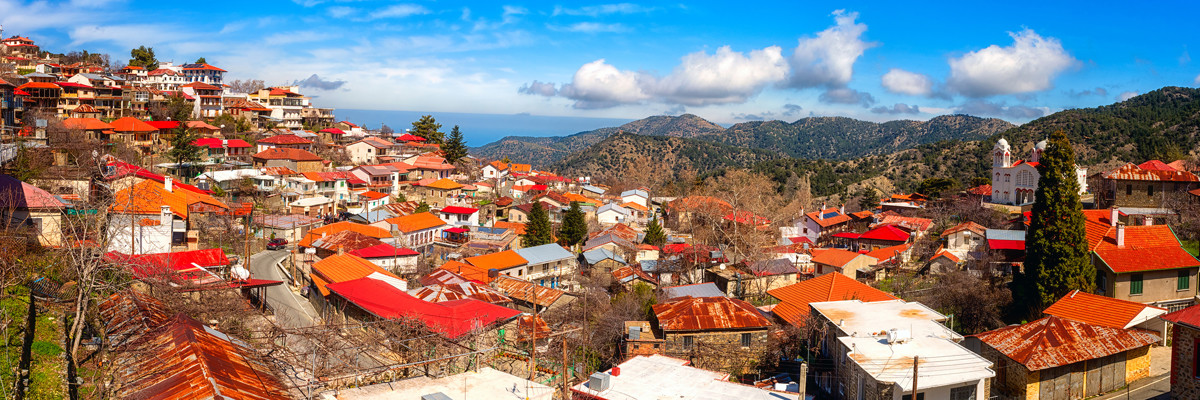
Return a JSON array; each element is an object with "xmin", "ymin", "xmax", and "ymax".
[
  {"xmin": 704, "ymin": 114, "xmax": 1013, "ymax": 159},
  {"xmin": 549, "ymin": 132, "xmax": 779, "ymax": 189}
]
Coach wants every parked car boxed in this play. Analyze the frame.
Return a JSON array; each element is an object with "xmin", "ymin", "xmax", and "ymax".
[{"xmin": 267, "ymin": 238, "xmax": 288, "ymax": 250}]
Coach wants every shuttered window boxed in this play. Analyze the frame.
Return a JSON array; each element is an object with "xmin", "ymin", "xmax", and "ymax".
[
  {"xmin": 1179, "ymin": 269, "xmax": 1190, "ymax": 291},
  {"xmin": 1131, "ymin": 274, "xmax": 1144, "ymax": 295}
]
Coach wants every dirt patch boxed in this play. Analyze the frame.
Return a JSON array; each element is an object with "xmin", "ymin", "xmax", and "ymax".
[
  {"xmin": 1151, "ymin": 345, "xmax": 1171, "ymax": 377},
  {"xmin": 899, "ymin": 308, "xmax": 931, "ymax": 319}
]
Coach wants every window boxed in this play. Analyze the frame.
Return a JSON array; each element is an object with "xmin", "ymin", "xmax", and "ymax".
[
  {"xmin": 1131, "ymin": 274, "xmax": 1143, "ymax": 295},
  {"xmin": 901, "ymin": 394, "xmax": 925, "ymax": 400},
  {"xmin": 950, "ymin": 385, "xmax": 977, "ymax": 400},
  {"xmin": 682, "ymin": 335, "xmax": 694, "ymax": 350},
  {"xmin": 1127, "ymin": 184, "xmax": 1133, "ymax": 195},
  {"xmin": 1004, "ymin": 174, "xmax": 1010, "ymax": 183},
  {"xmin": 741, "ymin": 333, "xmax": 752, "ymax": 347},
  {"xmin": 1148, "ymin": 185, "xmax": 1155, "ymax": 196},
  {"xmin": 1195, "ymin": 338, "xmax": 1200, "ymax": 379},
  {"xmin": 1180, "ymin": 269, "xmax": 1191, "ymax": 291}
]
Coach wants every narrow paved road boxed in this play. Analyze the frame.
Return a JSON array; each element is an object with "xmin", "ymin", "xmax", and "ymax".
[
  {"xmin": 249, "ymin": 249, "xmax": 318, "ymax": 328},
  {"xmin": 1094, "ymin": 375, "xmax": 1169, "ymax": 400}
]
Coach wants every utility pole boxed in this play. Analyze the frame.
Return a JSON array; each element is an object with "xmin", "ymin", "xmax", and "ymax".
[
  {"xmin": 561, "ymin": 337, "xmax": 568, "ymax": 399},
  {"xmin": 529, "ymin": 283, "xmax": 537, "ymax": 381},
  {"xmin": 799, "ymin": 362, "xmax": 807, "ymax": 399},
  {"xmin": 911, "ymin": 355, "xmax": 919, "ymax": 400}
]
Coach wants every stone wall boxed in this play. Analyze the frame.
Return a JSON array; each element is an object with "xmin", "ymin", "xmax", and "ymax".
[
  {"xmin": 979, "ymin": 343, "xmax": 1038, "ymax": 399},
  {"xmin": 1172, "ymin": 325, "xmax": 1200, "ymax": 399},
  {"xmin": 662, "ymin": 328, "xmax": 769, "ymax": 373},
  {"xmin": 1125, "ymin": 345, "xmax": 1152, "ymax": 383}
]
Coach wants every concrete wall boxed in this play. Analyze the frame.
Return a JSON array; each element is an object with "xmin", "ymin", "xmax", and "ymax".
[
  {"xmin": 1094, "ymin": 178, "xmax": 1199, "ymax": 209},
  {"xmin": 1100, "ymin": 264, "xmax": 1198, "ymax": 305}
]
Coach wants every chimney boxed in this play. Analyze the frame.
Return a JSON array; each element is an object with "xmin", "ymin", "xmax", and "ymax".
[
  {"xmin": 839, "ymin": 203, "xmax": 845, "ymax": 215},
  {"xmin": 819, "ymin": 203, "xmax": 826, "ymax": 220},
  {"xmin": 222, "ymin": 139, "xmax": 229, "ymax": 148},
  {"xmin": 1110, "ymin": 207, "xmax": 1119, "ymax": 227},
  {"xmin": 164, "ymin": 176, "xmax": 173, "ymax": 192},
  {"xmin": 1144, "ymin": 216, "xmax": 1154, "ymax": 226},
  {"xmin": 1116, "ymin": 222, "xmax": 1126, "ymax": 248},
  {"xmin": 159, "ymin": 205, "xmax": 172, "ymax": 226}
]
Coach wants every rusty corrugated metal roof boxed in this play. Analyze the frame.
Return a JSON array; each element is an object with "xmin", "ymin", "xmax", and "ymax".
[
  {"xmin": 972, "ymin": 315, "xmax": 1159, "ymax": 371},
  {"xmin": 109, "ymin": 313, "xmax": 290, "ymax": 399},
  {"xmin": 516, "ymin": 315, "xmax": 552, "ymax": 341},
  {"xmin": 409, "ymin": 270, "xmax": 510, "ymax": 304},
  {"xmin": 652, "ymin": 296, "xmax": 771, "ymax": 332},
  {"xmin": 493, "ymin": 276, "xmax": 564, "ymax": 307},
  {"xmin": 98, "ymin": 290, "xmax": 171, "ymax": 346}
]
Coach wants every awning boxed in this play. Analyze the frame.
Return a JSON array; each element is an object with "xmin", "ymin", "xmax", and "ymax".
[
  {"xmin": 444, "ymin": 227, "xmax": 469, "ymax": 234},
  {"xmin": 988, "ymin": 239, "xmax": 1025, "ymax": 251}
]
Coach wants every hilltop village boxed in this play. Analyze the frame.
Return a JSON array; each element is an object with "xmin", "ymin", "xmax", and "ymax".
[{"xmin": 4, "ymin": 33, "xmax": 1200, "ymax": 400}]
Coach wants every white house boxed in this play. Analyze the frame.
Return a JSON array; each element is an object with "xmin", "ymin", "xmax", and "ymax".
[
  {"xmin": 357, "ymin": 190, "xmax": 391, "ymax": 210},
  {"xmin": 439, "ymin": 206, "xmax": 480, "ymax": 227},
  {"xmin": 620, "ymin": 189, "xmax": 649, "ymax": 208},
  {"xmin": 482, "ymin": 161, "xmax": 510, "ymax": 180},
  {"xmin": 810, "ymin": 300, "xmax": 994, "ymax": 400},
  {"xmin": 349, "ymin": 243, "xmax": 421, "ymax": 275},
  {"xmin": 596, "ymin": 203, "xmax": 631, "ymax": 226},
  {"xmin": 346, "ymin": 137, "xmax": 394, "ymax": 165},
  {"xmin": 991, "ymin": 138, "xmax": 1088, "ymax": 206},
  {"xmin": 374, "ymin": 212, "xmax": 448, "ymax": 253}
]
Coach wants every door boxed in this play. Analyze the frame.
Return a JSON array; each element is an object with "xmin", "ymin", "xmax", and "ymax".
[
  {"xmin": 1068, "ymin": 363, "xmax": 1084, "ymax": 399},
  {"xmin": 1039, "ymin": 366, "xmax": 1062, "ymax": 400}
]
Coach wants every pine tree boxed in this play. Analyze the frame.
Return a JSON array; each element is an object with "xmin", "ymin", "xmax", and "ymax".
[
  {"xmin": 415, "ymin": 201, "xmax": 431, "ymax": 213},
  {"xmin": 643, "ymin": 215, "xmax": 666, "ymax": 247},
  {"xmin": 442, "ymin": 125, "xmax": 468, "ymax": 162},
  {"xmin": 1016, "ymin": 131, "xmax": 1094, "ymax": 316},
  {"xmin": 558, "ymin": 201, "xmax": 588, "ymax": 246},
  {"xmin": 522, "ymin": 202, "xmax": 554, "ymax": 247},
  {"xmin": 410, "ymin": 115, "xmax": 444, "ymax": 144}
]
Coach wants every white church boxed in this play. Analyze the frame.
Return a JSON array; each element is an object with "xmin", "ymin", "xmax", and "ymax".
[{"xmin": 991, "ymin": 138, "xmax": 1088, "ymax": 206}]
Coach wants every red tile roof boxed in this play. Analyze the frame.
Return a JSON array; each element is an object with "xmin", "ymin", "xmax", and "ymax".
[
  {"xmin": 940, "ymin": 221, "xmax": 987, "ymax": 237},
  {"xmin": 258, "ymin": 134, "xmax": 313, "ymax": 145},
  {"xmin": 767, "ymin": 273, "xmax": 896, "ymax": 326},
  {"xmin": 252, "ymin": 148, "xmax": 322, "ymax": 161},
  {"xmin": 193, "ymin": 138, "xmax": 251, "ymax": 148},
  {"xmin": 972, "ymin": 315, "xmax": 1159, "ymax": 371},
  {"xmin": 311, "ymin": 254, "xmax": 402, "ymax": 296},
  {"xmin": 359, "ymin": 190, "xmax": 388, "ymax": 200},
  {"xmin": 864, "ymin": 243, "xmax": 912, "ymax": 262},
  {"xmin": 464, "ymin": 250, "xmax": 528, "ymax": 270},
  {"xmin": 181, "ymin": 81, "xmax": 221, "ymax": 90},
  {"xmin": 652, "ymin": 296, "xmax": 771, "ymax": 331},
  {"xmin": 396, "ymin": 133, "xmax": 427, "ymax": 142},
  {"xmin": 440, "ymin": 206, "xmax": 478, "ymax": 214},
  {"xmin": 110, "ymin": 117, "xmax": 158, "ymax": 132},
  {"xmin": 145, "ymin": 120, "xmax": 180, "ymax": 130},
  {"xmin": 384, "ymin": 212, "xmax": 447, "ymax": 233},
  {"xmin": 1043, "ymin": 290, "xmax": 1166, "ymax": 329},
  {"xmin": 873, "ymin": 211, "xmax": 933, "ymax": 232}
]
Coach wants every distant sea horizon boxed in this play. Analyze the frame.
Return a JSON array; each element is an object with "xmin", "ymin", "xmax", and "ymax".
[{"xmin": 334, "ymin": 109, "xmax": 634, "ymax": 147}]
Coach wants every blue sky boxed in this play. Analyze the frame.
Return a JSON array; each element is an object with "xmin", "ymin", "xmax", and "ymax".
[{"xmin": 4, "ymin": 0, "xmax": 1200, "ymax": 125}]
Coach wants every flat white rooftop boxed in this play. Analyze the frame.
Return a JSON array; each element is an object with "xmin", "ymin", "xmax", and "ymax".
[
  {"xmin": 809, "ymin": 299, "xmax": 961, "ymax": 341},
  {"xmin": 322, "ymin": 367, "xmax": 554, "ymax": 400},
  {"xmin": 839, "ymin": 335, "xmax": 994, "ymax": 392},
  {"xmin": 571, "ymin": 354, "xmax": 798, "ymax": 400}
]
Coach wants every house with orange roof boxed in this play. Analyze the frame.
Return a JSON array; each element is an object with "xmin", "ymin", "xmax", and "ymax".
[
  {"xmin": 788, "ymin": 204, "xmax": 853, "ymax": 246},
  {"xmin": 402, "ymin": 153, "xmax": 456, "ymax": 180},
  {"xmin": 179, "ymin": 82, "xmax": 223, "ymax": 118},
  {"xmin": 109, "ymin": 116, "xmax": 158, "ymax": 148},
  {"xmin": 811, "ymin": 248, "xmax": 877, "ymax": 279},
  {"xmin": 255, "ymin": 133, "xmax": 314, "ymax": 153},
  {"xmin": 62, "ymin": 117, "xmax": 114, "ymax": 141},
  {"xmin": 482, "ymin": 160, "xmax": 510, "ymax": 179},
  {"xmin": 415, "ymin": 178, "xmax": 465, "ymax": 208},
  {"xmin": 246, "ymin": 86, "xmax": 310, "ymax": 129},
  {"xmin": 767, "ymin": 272, "xmax": 897, "ymax": 327},
  {"xmin": 938, "ymin": 221, "xmax": 988, "ymax": 262},
  {"xmin": 309, "ymin": 253, "xmax": 406, "ymax": 302},
  {"xmin": 346, "ymin": 137, "xmax": 395, "ymax": 164},
  {"xmin": 357, "ymin": 190, "xmax": 390, "ymax": 209},
  {"xmin": 107, "ymin": 178, "xmax": 229, "ymax": 254},
  {"xmin": 1044, "ymin": 289, "xmax": 1168, "ymax": 337},
  {"xmin": 1092, "ymin": 160, "xmax": 1200, "ymax": 210},
  {"xmin": 1084, "ymin": 207, "xmax": 1200, "ymax": 308},
  {"xmin": 373, "ymin": 212, "xmax": 448, "ymax": 252},
  {"xmin": 252, "ymin": 148, "xmax": 325, "ymax": 173}
]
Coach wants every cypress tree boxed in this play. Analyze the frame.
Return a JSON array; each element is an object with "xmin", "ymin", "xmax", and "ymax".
[
  {"xmin": 643, "ymin": 215, "xmax": 666, "ymax": 247},
  {"xmin": 1016, "ymin": 131, "xmax": 1094, "ymax": 316},
  {"xmin": 523, "ymin": 202, "xmax": 554, "ymax": 247},
  {"xmin": 558, "ymin": 201, "xmax": 587, "ymax": 246},
  {"xmin": 442, "ymin": 125, "xmax": 468, "ymax": 162}
]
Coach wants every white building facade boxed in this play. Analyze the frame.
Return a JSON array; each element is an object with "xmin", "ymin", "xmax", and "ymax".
[{"xmin": 991, "ymin": 138, "xmax": 1088, "ymax": 206}]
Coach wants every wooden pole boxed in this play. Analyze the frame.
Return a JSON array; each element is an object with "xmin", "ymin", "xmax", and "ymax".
[
  {"xmin": 561, "ymin": 337, "xmax": 569, "ymax": 399},
  {"xmin": 529, "ymin": 283, "xmax": 537, "ymax": 381},
  {"xmin": 911, "ymin": 355, "xmax": 919, "ymax": 400}
]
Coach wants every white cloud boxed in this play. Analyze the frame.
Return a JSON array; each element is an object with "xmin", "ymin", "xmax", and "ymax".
[
  {"xmin": 881, "ymin": 68, "xmax": 933, "ymax": 96},
  {"xmin": 654, "ymin": 45, "xmax": 788, "ymax": 105},
  {"xmin": 557, "ymin": 59, "xmax": 653, "ymax": 109},
  {"xmin": 1117, "ymin": 91, "xmax": 1139, "ymax": 101},
  {"xmin": 534, "ymin": 45, "xmax": 787, "ymax": 108},
  {"xmin": 1195, "ymin": 74, "xmax": 1200, "ymax": 85},
  {"xmin": 784, "ymin": 10, "xmax": 876, "ymax": 89},
  {"xmin": 547, "ymin": 22, "xmax": 629, "ymax": 34},
  {"xmin": 68, "ymin": 24, "xmax": 191, "ymax": 47},
  {"xmin": 552, "ymin": 3, "xmax": 655, "ymax": 17},
  {"xmin": 947, "ymin": 29, "xmax": 1077, "ymax": 97},
  {"xmin": 518, "ymin": 80, "xmax": 557, "ymax": 96},
  {"xmin": 956, "ymin": 99, "xmax": 1046, "ymax": 120},
  {"xmin": 327, "ymin": 3, "xmax": 429, "ymax": 21}
]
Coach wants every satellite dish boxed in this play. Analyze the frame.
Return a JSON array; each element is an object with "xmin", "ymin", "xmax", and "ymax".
[{"xmin": 231, "ymin": 265, "xmax": 250, "ymax": 281}]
